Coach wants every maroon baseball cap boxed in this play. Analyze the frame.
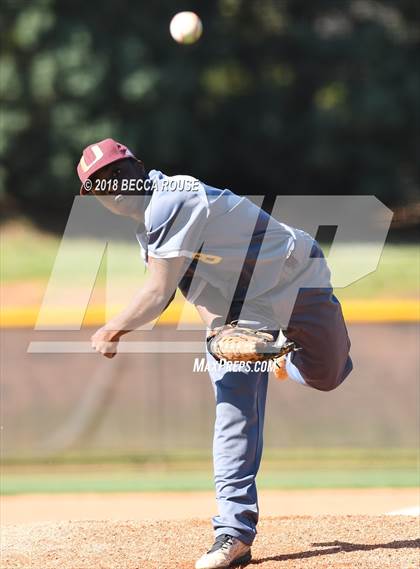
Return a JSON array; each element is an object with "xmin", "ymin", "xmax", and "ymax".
[{"xmin": 77, "ymin": 138, "xmax": 136, "ymax": 194}]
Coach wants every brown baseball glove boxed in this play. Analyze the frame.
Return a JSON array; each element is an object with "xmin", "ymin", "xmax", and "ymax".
[{"xmin": 206, "ymin": 323, "xmax": 299, "ymax": 363}]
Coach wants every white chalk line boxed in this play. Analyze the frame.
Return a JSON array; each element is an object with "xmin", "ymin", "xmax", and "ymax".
[{"xmin": 386, "ymin": 506, "xmax": 419, "ymax": 516}]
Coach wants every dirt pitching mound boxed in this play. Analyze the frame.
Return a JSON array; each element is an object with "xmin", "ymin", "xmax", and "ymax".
[{"xmin": 1, "ymin": 516, "xmax": 419, "ymax": 568}]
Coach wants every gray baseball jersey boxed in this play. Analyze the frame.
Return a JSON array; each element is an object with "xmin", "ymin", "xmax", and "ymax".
[{"xmin": 135, "ymin": 169, "xmax": 311, "ymax": 317}]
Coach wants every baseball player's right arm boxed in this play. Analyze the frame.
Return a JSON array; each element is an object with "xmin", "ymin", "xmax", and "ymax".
[{"xmin": 91, "ymin": 255, "xmax": 188, "ymax": 357}]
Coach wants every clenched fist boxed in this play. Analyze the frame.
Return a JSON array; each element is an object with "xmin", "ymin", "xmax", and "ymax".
[{"xmin": 91, "ymin": 327, "xmax": 120, "ymax": 358}]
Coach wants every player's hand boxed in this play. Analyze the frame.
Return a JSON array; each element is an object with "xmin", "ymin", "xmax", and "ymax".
[{"xmin": 91, "ymin": 327, "xmax": 120, "ymax": 358}]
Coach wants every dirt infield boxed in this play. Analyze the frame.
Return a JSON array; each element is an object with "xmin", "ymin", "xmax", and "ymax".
[
  {"xmin": 2, "ymin": 516, "xmax": 419, "ymax": 568},
  {"xmin": 2, "ymin": 489, "xmax": 419, "ymax": 525}
]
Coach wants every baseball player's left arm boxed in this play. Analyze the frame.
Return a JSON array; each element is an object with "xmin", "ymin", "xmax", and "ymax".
[{"xmin": 91, "ymin": 255, "xmax": 187, "ymax": 357}]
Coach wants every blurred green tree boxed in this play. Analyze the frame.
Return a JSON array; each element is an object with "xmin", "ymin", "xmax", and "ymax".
[{"xmin": 1, "ymin": 0, "xmax": 419, "ymax": 226}]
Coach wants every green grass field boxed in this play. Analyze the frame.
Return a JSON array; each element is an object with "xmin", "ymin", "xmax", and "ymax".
[
  {"xmin": 2, "ymin": 221, "xmax": 419, "ymax": 299},
  {"xmin": 1, "ymin": 448, "xmax": 417, "ymax": 495}
]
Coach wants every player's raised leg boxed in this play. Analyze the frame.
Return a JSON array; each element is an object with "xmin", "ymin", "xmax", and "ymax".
[{"xmin": 284, "ymin": 287, "xmax": 353, "ymax": 391}]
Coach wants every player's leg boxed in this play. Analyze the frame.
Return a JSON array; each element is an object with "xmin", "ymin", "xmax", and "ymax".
[
  {"xmin": 206, "ymin": 349, "xmax": 269, "ymax": 546},
  {"xmin": 270, "ymin": 238, "xmax": 353, "ymax": 391},
  {"xmin": 284, "ymin": 287, "xmax": 353, "ymax": 391}
]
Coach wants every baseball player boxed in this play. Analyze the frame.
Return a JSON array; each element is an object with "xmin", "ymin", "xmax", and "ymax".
[{"xmin": 77, "ymin": 138, "xmax": 353, "ymax": 569}]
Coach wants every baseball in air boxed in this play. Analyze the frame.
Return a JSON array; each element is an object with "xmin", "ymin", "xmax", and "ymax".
[{"xmin": 170, "ymin": 11, "xmax": 203, "ymax": 44}]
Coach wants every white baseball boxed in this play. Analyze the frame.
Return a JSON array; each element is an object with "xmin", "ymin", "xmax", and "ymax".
[{"xmin": 169, "ymin": 11, "xmax": 203, "ymax": 44}]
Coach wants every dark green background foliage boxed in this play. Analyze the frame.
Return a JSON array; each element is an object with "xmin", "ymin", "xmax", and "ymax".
[{"xmin": 1, "ymin": 0, "xmax": 419, "ymax": 222}]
